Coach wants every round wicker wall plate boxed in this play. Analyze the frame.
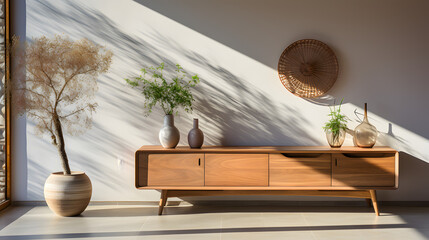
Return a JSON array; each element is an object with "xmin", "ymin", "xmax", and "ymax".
[{"xmin": 278, "ymin": 39, "xmax": 338, "ymax": 98}]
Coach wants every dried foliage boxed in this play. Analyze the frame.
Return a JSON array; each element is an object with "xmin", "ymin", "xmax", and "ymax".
[{"xmin": 15, "ymin": 35, "xmax": 113, "ymax": 174}]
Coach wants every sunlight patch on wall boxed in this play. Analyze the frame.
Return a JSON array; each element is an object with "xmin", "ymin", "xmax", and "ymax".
[{"xmin": 23, "ymin": 0, "xmax": 429, "ymax": 201}]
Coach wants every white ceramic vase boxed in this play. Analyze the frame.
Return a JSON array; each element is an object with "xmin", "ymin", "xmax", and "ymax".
[{"xmin": 159, "ymin": 114, "xmax": 180, "ymax": 148}]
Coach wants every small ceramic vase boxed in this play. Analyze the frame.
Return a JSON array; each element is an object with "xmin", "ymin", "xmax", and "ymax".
[
  {"xmin": 159, "ymin": 115, "xmax": 180, "ymax": 149},
  {"xmin": 325, "ymin": 128, "xmax": 346, "ymax": 148},
  {"xmin": 188, "ymin": 118, "xmax": 204, "ymax": 148},
  {"xmin": 354, "ymin": 103, "xmax": 378, "ymax": 148}
]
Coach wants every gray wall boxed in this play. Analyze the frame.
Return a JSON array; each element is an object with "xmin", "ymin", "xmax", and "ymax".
[{"xmin": 12, "ymin": 0, "xmax": 429, "ymax": 202}]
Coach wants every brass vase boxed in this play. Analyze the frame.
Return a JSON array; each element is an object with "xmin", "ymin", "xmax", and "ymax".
[{"xmin": 354, "ymin": 103, "xmax": 378, "ymax": 148}]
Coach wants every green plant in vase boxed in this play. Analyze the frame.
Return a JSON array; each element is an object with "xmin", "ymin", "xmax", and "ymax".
[
  {"xmin": 125, "ymin": 63, "xmax": 199, "ymax": 148},
  {"xmin": 323, "ymin": 99, "xmax": 348, "ymax": 148}
]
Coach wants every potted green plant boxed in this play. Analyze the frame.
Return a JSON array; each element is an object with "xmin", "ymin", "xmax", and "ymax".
[
  {"xmin": 16, "ymin": 35, "xmax": 112, "ymax": 216},
  {"xmin": 125, "ymin": 63, "xmax": 199, "ymax": 148},
  {"xmin": 323, "ymin": 99, "xmax": 348, "ymax": 148}
]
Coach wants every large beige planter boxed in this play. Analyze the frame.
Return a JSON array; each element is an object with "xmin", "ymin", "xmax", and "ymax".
[{"xmin": 44, "ymin": 171, "xmax": 92, "ymax": 217}]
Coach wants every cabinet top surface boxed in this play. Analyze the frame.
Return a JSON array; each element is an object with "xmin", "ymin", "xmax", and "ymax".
[{"xmin": 137, "ymin": 145, "xmax": 397, "ymax": 153}]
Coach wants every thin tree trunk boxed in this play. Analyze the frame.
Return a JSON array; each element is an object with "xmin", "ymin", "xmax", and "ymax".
[{"xmin": 53, "ymin": 114, "xmax": 71, "ymax": 175}]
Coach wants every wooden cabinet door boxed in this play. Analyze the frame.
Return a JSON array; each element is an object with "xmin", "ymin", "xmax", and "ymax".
[
  {"xmin": 147, "ymin": 154, "xmax": 204, "ymax": 186},
  {"xmin": 332, "ymin": 153, "xmax": 396, "ymax": 187},
  {"xmin": 205, "ymin": 154, "xmax": 268, "ymax": 186},
  {"xmin": 269, "ymin": 153, "xmax": 331, "ymax": 187}
]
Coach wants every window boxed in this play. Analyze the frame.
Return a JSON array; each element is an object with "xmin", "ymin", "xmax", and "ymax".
[{"xmin": 0, "ymin": 0, "xmax": 11, "ymax": 209}]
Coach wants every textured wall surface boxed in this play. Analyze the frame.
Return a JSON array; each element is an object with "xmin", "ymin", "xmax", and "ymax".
[{"xmin": 12, "ymin": 0, "xmax": 429, "ymax": 201}]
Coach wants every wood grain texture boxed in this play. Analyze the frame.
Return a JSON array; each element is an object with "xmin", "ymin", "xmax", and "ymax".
[
  {"xmin": 166, "ymin": 190, "xmax": 371, "ymax": 198},
  {"xmin": 205, "ymin": 154, "xmax": 268, "ymax": 186},
  {"xmin": 158, "ymin": 190, "xmax": 168, "ymax": 215},
  {"xmin": 269, "ymin": 153, "xmax": 331, "ymax": 186},
  {"xmin": 137, "ymin": 145, "xmax": 397, "ymax": 153},
  {"xmin": 135, "ymin": 146, "xmax": 399, "ymax": 191},
  {"xmin": 138, "ymin": 186, "xmax": 397, "ymax": 190},
  {"xmin": 137, "ymin": 153, "xmax": 148, "ymax": 188},
  {"xmin": 370, "ymin": 190, "xmax": 379, "ymax": 216},
  {"xmin": 135, "ymin": 146, "xmax": 395, "ymax": 216},
  {"xmin": 332, "ymin": 153, "xmax": 395, "ymax": 187},
  {"xmin": 395, "ymin": 152, "xmax": 400, "ymax": 188},
  {"xmin": 147, "ymin": 154, "xmax": 204, "ymax": 186}
]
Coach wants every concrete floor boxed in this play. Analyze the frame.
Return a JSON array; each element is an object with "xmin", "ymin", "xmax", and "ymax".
[{"xmin": 1, "ymin": 204, "xmax": 429, "ymax": 239}]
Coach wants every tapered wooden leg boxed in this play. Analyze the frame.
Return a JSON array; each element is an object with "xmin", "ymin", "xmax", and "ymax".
[
  {"xmin": 369, "ymin": 190, "xmax": 379, "ymax": 216},
  {"xmin": 365, "ymin": 198, "xmax": 372, "ymax": 207},
  {"xmin": 158, "ymin": 190, "xmax": 168, "ymax": 215}
]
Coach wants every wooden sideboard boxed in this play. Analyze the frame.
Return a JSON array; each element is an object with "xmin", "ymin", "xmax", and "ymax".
[{"xmin": 135, "ymin": 146, "xmax": 398, "ymax": 215}]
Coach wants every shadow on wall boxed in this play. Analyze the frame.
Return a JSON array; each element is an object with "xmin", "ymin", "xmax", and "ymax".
[
  {"xmin": 25, "ymin": 0, "xmax": 429, "ymax": 203},
  {"xmin": 25, "ymin": 1, "xmax": 429, "ymax": 206},
  {"xmin": 142, "ymin": 1, "xmax": 429, "ymax": 204},
  {"xmin": 174, "ymin": 37, "xmax": 319, "ymax": 146},
  {"xmin": 136, "ymin": 0, "xmax": 429, "ymax": 141},
  {"xmin": 28, "ymin": 1, "xmax": 319, "ymax": 146},
  {"xmin": 133, "ymin": 0, "xmax": 429, "ymax": 185},
  {"xmin": 26, "ymin": 1, "xmax": 174, "ymax": 197},
  {"xmin": 26, "ymin": 1, "xmax": 320, "ymax": 199},
  {"xmin": 383, "ymin": 152, "xmax": 429, "ymax": 200}
]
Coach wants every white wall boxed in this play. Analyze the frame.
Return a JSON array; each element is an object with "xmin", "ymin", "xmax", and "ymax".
[
  {"xmin": 12, "ymin": 0, "xmax": 429, "ymax": 201},
  {"xmin": 11, "ymin": 0, "xmax": 27, "ymax": 202}
]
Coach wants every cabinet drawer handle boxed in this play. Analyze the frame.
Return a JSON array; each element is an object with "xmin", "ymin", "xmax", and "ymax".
[
  {"xmin": 199, "ymin": 158, "xmax": 201, "ymax": 166},
  {"xmin": 335, "ymin": 159, "xmax": 338, "ymax": 166}
]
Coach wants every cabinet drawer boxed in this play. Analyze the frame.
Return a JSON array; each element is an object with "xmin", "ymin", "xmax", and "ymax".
[
  {"xmin": 332, "ymin": 153, "xmax": 396, "ymax": 187},
  {"xmin": 148, "ymin": 154, "xmax": 204, "ymax": 186},
  {"xmin": 270, "ymin": 153, "xmax": 331, "ymax": 187},
  {"xmin": 205, "ymin": 154, "xmax": 268, "ymax": 186}
]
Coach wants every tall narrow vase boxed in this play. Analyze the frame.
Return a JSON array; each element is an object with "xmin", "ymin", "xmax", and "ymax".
[
  {"xmin": 159, "ymin": 115, "xmax": 180, "ymax": 148},
  {"xmin": 188, "ymin": 118, "xmax": 204, "ymax": 148},
  {"xmin": 354, "ymin": 103, "xmax": 378, "ymax": 148}
]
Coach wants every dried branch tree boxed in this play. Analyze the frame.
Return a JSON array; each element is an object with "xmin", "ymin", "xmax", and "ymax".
[{"xmin": 17, "ymin": 35, "xmax": 112, "ymax": 175}]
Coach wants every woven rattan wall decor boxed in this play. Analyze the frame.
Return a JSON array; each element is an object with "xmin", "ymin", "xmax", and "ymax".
[{"xmin": 278, "ymin": 39, "xmax": 338, "ymax": 98}]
